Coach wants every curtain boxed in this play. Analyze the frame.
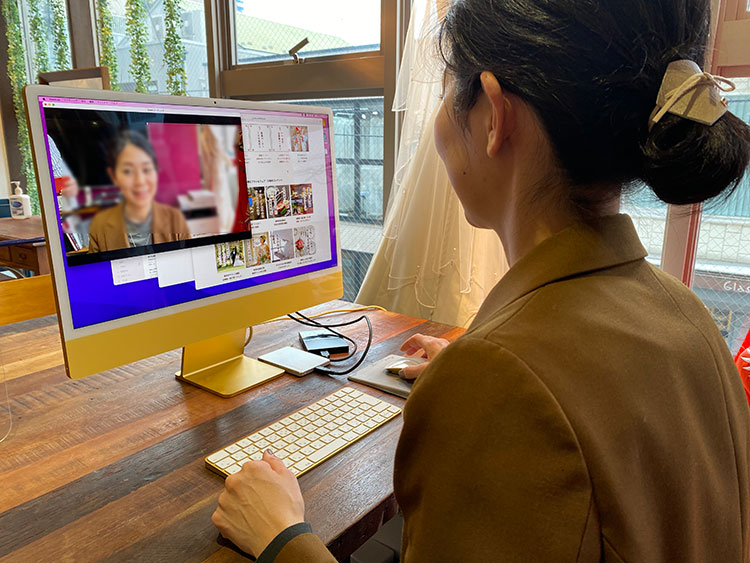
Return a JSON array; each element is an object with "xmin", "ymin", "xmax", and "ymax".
[{"xmin": 356, "ymin": 0, "xmax": 509, "ymax": 328}]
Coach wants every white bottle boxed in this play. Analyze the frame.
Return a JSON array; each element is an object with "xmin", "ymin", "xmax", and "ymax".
[{"xmin": 9, "ymin": 181, "xmax": 31, "ymax": 219}]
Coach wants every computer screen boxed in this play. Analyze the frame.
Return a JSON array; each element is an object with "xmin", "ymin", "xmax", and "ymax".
[{"xmin": 25, "ymin": 86, "xmax": 343, "ymax": 387}]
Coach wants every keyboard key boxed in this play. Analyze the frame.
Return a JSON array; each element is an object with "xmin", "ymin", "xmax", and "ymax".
[
  {"xmin": 270, "ymin": 422, "xmax": 283, "ymax": 431},
  {"xmin": 217, "ymin": 457, "xmax": 234, "ymax": 469},
  {"xmin": 237, "ymin": 439, "xmax": 252, "ymax": 448},
  {"xmin": 309, "ymin": 438, "xmax": 348, "ymax": 463},
  {"xmin": 207, "ymin": 450, "xmax": 229, "ymax": 463},
  {"xmin": 290, "ymin": 452, "xmax": 305, "ymax": 462},
  {"xmin": 342, "ymin": 431, "xmax": 357, "ymax": 442},
  {"xmin": 310, "ymin": 440, "xmax": 325, "ymax": 449},
  {"xmin": 226, "ymin": 464, "xmax": 242, "ymax": 474},
  {"xmin": 295, "ymin": 459, "xmax": 313, "ymax": 471},
  {"xmin": 225, "ymin": 444, "xmax": 241, "ymax": 454},
  {"xmin": 231, "ymin": 451, "xmax": 248, "ymax": 461}
]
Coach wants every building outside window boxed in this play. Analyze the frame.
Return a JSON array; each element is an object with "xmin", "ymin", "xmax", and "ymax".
[{"xmin": 234, "ymin": 0, "xmax": 381, "ymax": 65}]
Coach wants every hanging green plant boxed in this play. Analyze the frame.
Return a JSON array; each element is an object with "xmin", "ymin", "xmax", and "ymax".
[
  {"xmin": 125, "ymin": 0, "xmax": 151, "ymax": 93},
  {"xmin": 96, "ymin": 0, "xmax": 120, "ymax": 90},
  {"xmin": 163, "ymin": 0, "xmax": 187, "ymax": 95},
  {"xmin": 2, "ymin": 0, "xmax": 40, "ymax": 214},
  {"xmin": 50, "ymin": 0, "xmax": 70, "ymax": 70},
  {"xmin": 28, "ymin": 0, "xmax": 50, "ymax": 76}
]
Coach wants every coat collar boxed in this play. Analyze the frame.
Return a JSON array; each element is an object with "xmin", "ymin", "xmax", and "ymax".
[{"xmin": 469, "ymin": 214, "xmax": 648, "ymax": 330}]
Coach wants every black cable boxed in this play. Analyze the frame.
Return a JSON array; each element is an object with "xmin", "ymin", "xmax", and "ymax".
[
  {"xmin": 286, "ymin": 311, "xmax": 373, "ymax": 375},
  {"xmin": 315, "ymin": 315, "xmax": 372, "ymax": 376}
]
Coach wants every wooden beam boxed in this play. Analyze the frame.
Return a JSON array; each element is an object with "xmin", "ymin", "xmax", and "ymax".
[
  {"xmin": 222, "ymin": 56, "xmax": 385, "ymax": 98},
  {"xmin": 66, "ymin": 0, "xmax": 99, "ymax": 69}
]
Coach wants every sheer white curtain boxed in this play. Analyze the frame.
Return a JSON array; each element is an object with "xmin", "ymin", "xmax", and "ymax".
[{"xmin": 356, "ymin": 0, "xmax": 509, "ymax": 328}]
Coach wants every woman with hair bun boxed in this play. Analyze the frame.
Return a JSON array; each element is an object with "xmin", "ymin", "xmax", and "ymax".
[{"xmin": 212, "ymin": 1, "xmax": 750, "ymax": 561}]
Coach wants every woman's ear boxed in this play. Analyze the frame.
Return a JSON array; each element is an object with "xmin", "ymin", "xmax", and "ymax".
[
  {"xmin": 107, "ymin": 167, "xmax": 115, "ymax": 185},
  {"xmin": 480, "ymin": 71, "xmax": 515, "ymax": 158}
]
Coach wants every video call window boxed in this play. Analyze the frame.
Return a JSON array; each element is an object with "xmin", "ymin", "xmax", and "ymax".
[{"xmin": 44, "ymin": 106, "xmax": 251, "ymax": 267}]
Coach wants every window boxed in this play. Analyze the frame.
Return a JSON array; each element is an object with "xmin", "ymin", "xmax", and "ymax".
[
  {"xmin": 95, "ymin": 0, "xmax": 209, "ymax": 96},
  {"xmin": 234, "ymin": 1, "xmax": 381, "ymax": 66},
  {"xmin": 693, "ymin": 80, "xmax": 750, "ymax": 353},
  {"xmin": 20, "ymin": 0, "xmax": 72, "ymax": 77},
  {"xmin": 621, "ymin": 188, "xmax": 668, "ymax": 269},
  {"xmin": 282, "ymin": 97, "xmax": 385, "ymax": 301},
  {"xmin": 222, "ymin": 0, "xmax": 404, "ymax": 301}
]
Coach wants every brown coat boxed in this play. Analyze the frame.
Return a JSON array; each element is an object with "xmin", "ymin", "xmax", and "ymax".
[
  {"xmin": 88, "ymin": 201, "xmax": 190, "ymax": 252},
  {"xmin": 273, "ymin": 214, "xmax": 750, "ymax": 562}
]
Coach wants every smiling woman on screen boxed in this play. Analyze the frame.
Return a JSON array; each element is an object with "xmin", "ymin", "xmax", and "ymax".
[{"xmin": 88, "ymin": 130, "xmax": 190, "ymax": 252}]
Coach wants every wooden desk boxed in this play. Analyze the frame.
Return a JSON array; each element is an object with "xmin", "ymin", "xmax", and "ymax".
[
  {"xmin": 0, "ymin": 302, "xmax": 463, "ymax": 561},
  {"xmin": 0, "ymin": 216, "xmax": 49, "ymax": 275}
]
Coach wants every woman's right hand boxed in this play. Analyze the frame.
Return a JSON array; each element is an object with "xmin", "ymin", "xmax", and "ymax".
[{"xmin": 399, "ymin": 334, "xmax": 451, "ymax": 380}]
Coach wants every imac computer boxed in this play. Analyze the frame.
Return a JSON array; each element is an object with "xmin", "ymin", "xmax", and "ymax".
[{"xmin": 23, "ymin": 85, "xmax": 343, "ymax": 397}]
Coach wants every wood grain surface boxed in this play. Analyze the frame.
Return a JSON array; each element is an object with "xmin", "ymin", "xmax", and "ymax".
[{"xmin": 0, "ymin": 302, "xmax": 462, "ymax": 562}]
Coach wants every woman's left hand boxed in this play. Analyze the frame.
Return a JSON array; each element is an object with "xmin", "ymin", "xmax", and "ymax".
[{"xmin": 212, "ymin": 450, "xmax": 305, "ymax": 557}]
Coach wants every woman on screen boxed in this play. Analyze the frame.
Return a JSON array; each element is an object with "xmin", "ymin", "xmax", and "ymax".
[{"xmin": 88, "ymin": 130, "xmax": 190, "ymax": 252}]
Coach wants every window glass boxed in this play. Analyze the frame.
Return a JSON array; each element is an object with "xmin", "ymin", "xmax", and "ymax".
[
  {"xmin": 694, "ymin": 77, "xmax": 750, "ymax": 353},
  {"xmin": 21, "ymin": 0, "xmax": 72, "ymax": 76},
  {"xmin": 281, "ymin": 97, "xmax": 384, "ymax": 300},
  {"xmin": 235, "ymin": 0, "xmax": 381, "ymax": 66},
  {"xmin": 96, "ymin": 0, "xmax": 209, "ymax": 96},
  {"xmin": 621, "ymin": 187, "xmax": 668, "ymax": 269}
]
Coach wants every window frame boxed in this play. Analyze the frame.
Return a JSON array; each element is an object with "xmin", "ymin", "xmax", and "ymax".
[{"xmin": 207, "ymin": 0, "xmax": 408, "ymax": 216}]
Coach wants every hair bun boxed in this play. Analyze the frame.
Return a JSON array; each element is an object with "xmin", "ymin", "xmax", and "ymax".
[{"xmin": 640, "ymin": 111, "xmax": 750, "ymax": 205}]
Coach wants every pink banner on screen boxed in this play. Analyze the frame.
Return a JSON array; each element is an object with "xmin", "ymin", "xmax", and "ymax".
[{"xmin": 147, "ymin": 122, "xmax": 202, "ymax": 207}]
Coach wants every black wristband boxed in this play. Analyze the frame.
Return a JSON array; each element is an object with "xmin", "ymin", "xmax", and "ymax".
[{"xmin": 256, "ymin": 522, "xmax": 313, "ymax": 563}]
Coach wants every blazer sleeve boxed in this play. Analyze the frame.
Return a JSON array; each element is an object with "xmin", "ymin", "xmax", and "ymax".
[
  {"xmin": 271, "ymin": 533, "xmax": 336, "ymax": 563},
  {"xmin": 394, "ymin": 337, "xmax": 598, "ymax": 562}
]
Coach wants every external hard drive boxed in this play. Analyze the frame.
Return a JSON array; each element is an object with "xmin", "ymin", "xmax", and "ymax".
[{"xmin": 258, "ymin": 346, "xmax": 331, "ymax": 376}]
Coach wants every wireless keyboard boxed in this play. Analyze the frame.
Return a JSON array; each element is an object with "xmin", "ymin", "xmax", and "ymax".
[{"xmin": 205, "ymin": 387, "xmax": 402, "ymax": 478}]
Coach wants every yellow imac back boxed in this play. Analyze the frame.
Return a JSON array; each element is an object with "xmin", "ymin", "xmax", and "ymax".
[{"xmin": 24, "ymin": 85, "xmax": 343, "ymax": 396}]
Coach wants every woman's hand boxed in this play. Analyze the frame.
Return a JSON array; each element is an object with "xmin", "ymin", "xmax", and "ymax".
[
  {"xmin": 399, "ymin": 334, "xmax": 451, "ymax": 380},
  {"xmin": 212, "ymin": 450, "xmax": 305, "ymax": 557}
]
